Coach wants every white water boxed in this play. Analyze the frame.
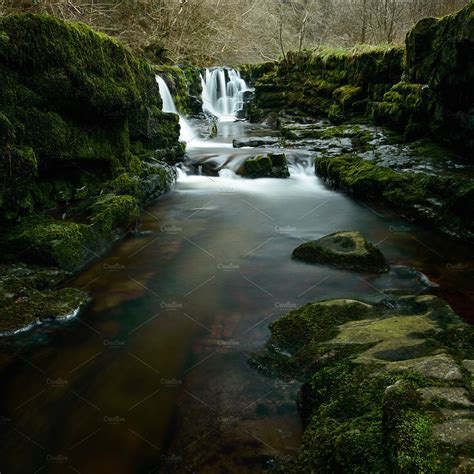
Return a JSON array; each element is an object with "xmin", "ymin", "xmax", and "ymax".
[
  {"xmin": 156, "ymin": 76, "xmax": 196, "ymax": 143},
  {"xmin": 201, "ymin": 68, "xmax": 251, "ymax": 122}
]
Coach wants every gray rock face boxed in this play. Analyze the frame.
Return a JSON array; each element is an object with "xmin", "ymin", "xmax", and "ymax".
[
  {"xmin": 433, "ymin": 419, "xmax": 474, "ymax": 447},
  {"xmin": 462, "ymin": 359, "xmax": 474, "ymax": 377},
  {"xmin": 418, "ymin": 387, "xmax": 474, "ymax": 409},
  {"xmin": 232, "ymin": 137, "xmax": 280, "ymax": 148},
  {"xmin": 390, "ymin": 354, "xmax": 464, "ymax": 381}
]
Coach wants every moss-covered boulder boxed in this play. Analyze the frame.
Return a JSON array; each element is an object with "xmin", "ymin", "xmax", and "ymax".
[
  {"xmin": 0, "ymin": 263, "xmax": 89, "ymax": 335},
  {"xmin": 251, "ymin": 294, "xmax": 474, "ymax": 472},
  {"xmin": 293, "ymin": 231, "xmax": 389, "ymax": 273},
  {"xmin": 0, "ymin": 13, "xmax": 180, "ymax": 223},
  {"xmin": 243, "ymin": 153, "xmax": 290, "ymax": 178}
]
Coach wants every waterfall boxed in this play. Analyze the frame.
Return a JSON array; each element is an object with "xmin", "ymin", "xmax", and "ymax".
[
  {"xmin": 156, "ymin": 76, "xmax": 196, "ymax": 143},
  {"xmin": 201, "ymin": 68, "xmax": 250, "ymax": 122}
]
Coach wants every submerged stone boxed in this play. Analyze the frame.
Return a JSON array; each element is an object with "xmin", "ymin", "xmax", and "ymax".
[
  {"xmin": 0, "ymin": 263, "xmax": 89, "ymax": 335},
  {"xmin": 292, "ymin": 231, "xmax": 389, "ymax": 273}
]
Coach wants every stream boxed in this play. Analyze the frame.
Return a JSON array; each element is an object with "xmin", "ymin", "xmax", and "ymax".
[{"xmin": 0, "ymin": 72, "xmax": 473, "ymax": 473}]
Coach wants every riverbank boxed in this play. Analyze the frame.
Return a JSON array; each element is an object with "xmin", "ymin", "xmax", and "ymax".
[{"xmin": 0, "ymin": 14, "xmax": 181, "ymax": 333}]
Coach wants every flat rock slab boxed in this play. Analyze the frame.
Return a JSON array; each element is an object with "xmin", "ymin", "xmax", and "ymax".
[
  {"xmin": 388, "ymin": 354, "xmax": 463, "ymax": 381},
  {"xmin": 232, "ymin": 137, "xmax": 280, "ymax": 148},
  {"xmin": 462, "ymin": 359, "xmax": 474, "ymax": 377},
  {"xmin": 292, "ymin": 231, "xmax": 389, "ymax": 273},
  {"xmin": 433, "ymin": 419, "xmax": 474, "ymax": 447},
  {"xmin": 418, "ymin": 387, "xmax": 474, "ymax": 409}
]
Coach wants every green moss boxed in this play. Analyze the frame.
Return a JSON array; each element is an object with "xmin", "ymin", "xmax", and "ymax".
[
  {"xmin": 0, "ymin": 13, "xmax": 179, "ymax": 223},
  {"xmin": 252, "ymin": 294, "xmax": 470, "ymax": 473},
  {"xmin": 371, "ymin": 82, "xmax": 435, "ymax": 139},
  {"xmin": 91, "ymin": 194, "xmax": 139, "ymax": 236},
  {"xmin": 0, "ymin": 263, "xmax": 89, "ymax": 334},
  {"xmin": 243, "ymin": 155, "xmax": 272, "ymax": 178},
  {"xmin": 252, "ymin": 44, "xmax": 403, "ymax": 123},
  {"xmin": 333, "ymin": 85, "xmax": 363, "ymax": 108},
  {"xmin": 0, "ymin": 145, "xmax": 38, "ymax": 220},
  {"xmin": 315, "ymin": 154, "xmax": 474, "ymax": 238},
  {"xmin": 109, "ymin": 173, "xmax": 142, "ymax": 198},
  {"xmin": 128, "ymin": 154, "xmax": 143, "ymax": 176},
  {"xmin": 2, "ymin": 216, "xmax": 96, "ymax": 271}
]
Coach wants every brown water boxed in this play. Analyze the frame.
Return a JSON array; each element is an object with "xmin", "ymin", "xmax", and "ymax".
[{"xmin": 0, "ymin": 122, "xmax": 473, "ymax": 473}]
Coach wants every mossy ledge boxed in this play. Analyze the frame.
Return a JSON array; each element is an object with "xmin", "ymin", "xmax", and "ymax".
[
  {"xmin": 243, "ymin": 2, "xmax": 473, "ymax": 157},
  {"xmin": 250, "ymin": 295, "xmax": 474, "ymax": 472},
  {"xmin": 0, "ymin": 14, "xmax": 181, "ymax": 332},
  {"xmin": 315, "ymin": 155, "xmax": 474, "ymax": 242}
]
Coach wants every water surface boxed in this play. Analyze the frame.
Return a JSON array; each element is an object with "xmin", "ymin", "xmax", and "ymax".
[{"xmin": 0, "ymin": 121, "xmax": 472, "ymax": 473}]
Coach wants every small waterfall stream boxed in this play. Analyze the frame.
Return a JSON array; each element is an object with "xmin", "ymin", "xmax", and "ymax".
[
  {"xmin": 201, "ymin": 68, "xmax": 250, "ymax": 121},
  {"xmin": 156, "ymin": 76, "xmax": 196, "ymax": 143}
]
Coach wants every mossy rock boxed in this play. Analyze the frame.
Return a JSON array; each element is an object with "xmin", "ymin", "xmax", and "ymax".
[
  {"xmin": 2, "ymin": 217, "xmax": 97, "ymax": 271},
  {"xmin": 0, "ymin": 14, "xmax": 180, "ymax": 222},
  {"xmin": 0, "ymin": 263, "xmax": 89, "ymax": 334},
  {"xmin": 243, "ymin": 153, "xmax": 290, "ymax": 179},
  {"xmin": 292, "ymin": 231, "xmax": 389, "ymax": 273},
  {"xmin": 91, "ymin": 194, "xmax": 139, "ymax": 236},
  {"xmin": 251, "ymin": 294, "xmax": 473, "ymax": 472},
  {"xmin": 315, "ymin": 155, "xmax": 474, "ymax": 242}
]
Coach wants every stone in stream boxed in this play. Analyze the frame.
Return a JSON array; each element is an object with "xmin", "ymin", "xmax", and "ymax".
[
  {"xmin": 292, "ymin": 231, "xmax": 389, "ymax": 273},
  {"xmin": 232, "ymin": 137, "xmax": 280, "ymax": 148},
  {"xmin": 0, "ymin": 263, "xmax": 89, "ymax": 335},
  {"xmin": 242, "ymin": 153, "xmax": 290, "ymax": 179}
]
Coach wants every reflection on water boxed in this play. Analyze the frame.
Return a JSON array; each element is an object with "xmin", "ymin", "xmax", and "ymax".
[{"xmin": 0, "ymin": 122, "xmax": 473, "ymax": 473}]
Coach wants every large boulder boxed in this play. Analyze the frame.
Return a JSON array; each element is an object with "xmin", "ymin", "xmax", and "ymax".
[
  {"xmin": 251, "ymin": 293, "xmax": 474, "ymax": 472},
  {"xmin": 0, "ymin": 13, "xmax": 180, "ymax": 224},
  {"xmin": 292, "ymin": 231, "xmax": 389, "ymax": 273}
]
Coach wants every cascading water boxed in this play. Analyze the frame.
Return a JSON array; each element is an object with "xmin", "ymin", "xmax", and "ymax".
[
  {"xmin": 156, "ymin": 76, "xmax": 196, "ymax": 143},
  {"xmin": 201, "ymin": 68, "xmax": 251, "ymax": 122}
]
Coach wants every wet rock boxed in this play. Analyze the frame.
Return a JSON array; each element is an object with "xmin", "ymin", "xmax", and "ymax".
[
  {"xmin": 418, "ymin": 387, "xmax": 474, "ymax": 409},
  {"xmin": 251, "ymin": 293, "xmax": 474, "ymax": 472},
  {"xmin": 461, "ymin": 359, "xmax": 474, "ymax": 377},
  {"xmin": 292, "ymin": 231, "xmax": 389, "ymax": 273},
  {"xmin": 232, "ymin": 137, "xmax": 279, "ymax": 148},
  {"xmin": 243, "ymin": 153, "xmax": 290, "ymax": 179},
  {"xmin": 433, "ymin": 419, "xmax": 474, "ymax": 447},
  {"xmin": 388, "ymin": 354, "xmax": 463, "ymax": 381},
  {"xmin": 0, "ymin": 263, "xmax": 89, "ymax": 335}
]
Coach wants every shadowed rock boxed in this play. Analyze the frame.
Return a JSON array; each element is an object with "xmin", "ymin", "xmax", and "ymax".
[
  {"xmin": 292, "ymin": 231, "xmax": 389, "ymax": 273},
  {"xmin": 242, "ymin": 153, "xmax": 290, "ymax": 179}
]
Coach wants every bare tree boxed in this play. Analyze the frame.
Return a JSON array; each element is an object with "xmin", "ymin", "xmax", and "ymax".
[{"xmin": 0, "ymin": 0, "xmax": 468, "ymax": 64}]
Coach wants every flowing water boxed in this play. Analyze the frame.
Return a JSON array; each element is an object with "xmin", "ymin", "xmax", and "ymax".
[
  {"xmin": 201, "ymin": 68, "xmax": 250, "ymax": 121},
  {"xmin": 0, "ymin": 78, "xmax": 473, "ymax": 473}
]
